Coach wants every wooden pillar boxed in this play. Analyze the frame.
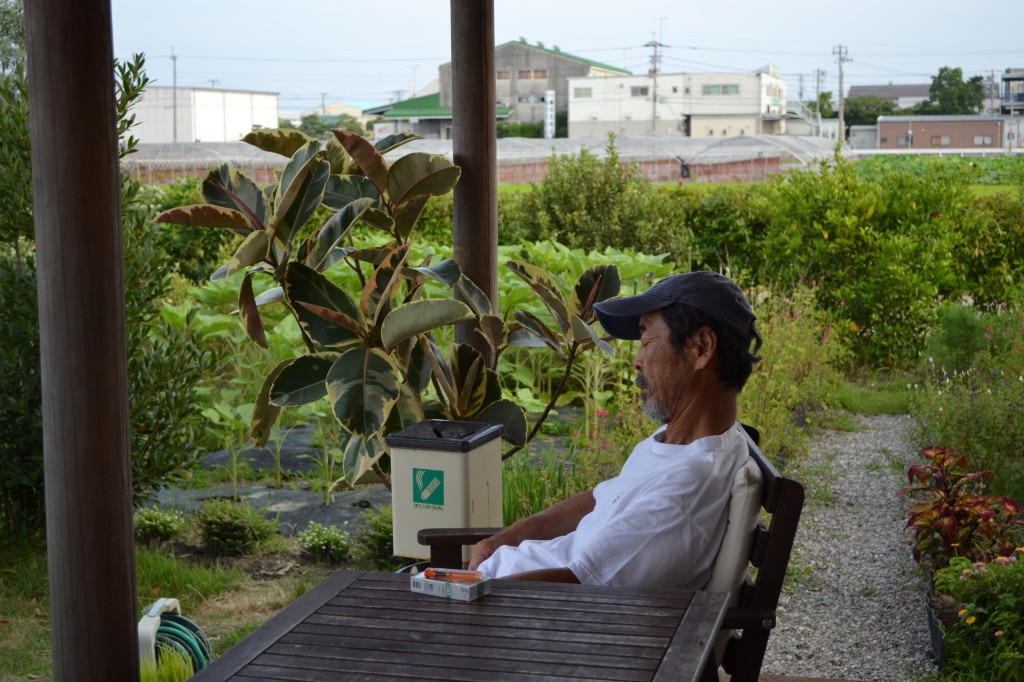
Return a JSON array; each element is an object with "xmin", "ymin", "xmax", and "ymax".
[
  {"xmin": 24, "ymin": 1, "xmax": 139, "ymax": 680},
  {"xmin": 450, "ymin": 0, "xmax": 498, "ymax": 360}
]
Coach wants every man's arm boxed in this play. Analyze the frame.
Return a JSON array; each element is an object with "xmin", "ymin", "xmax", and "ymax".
[{"xmin": 468, "ymin": 488, "xmax": 595, "ymax": 570}]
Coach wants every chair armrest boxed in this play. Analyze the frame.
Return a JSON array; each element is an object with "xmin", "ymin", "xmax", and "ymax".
[{"xmin": 416, "ymin": 527, "xmax": 503, "ymax": 569}]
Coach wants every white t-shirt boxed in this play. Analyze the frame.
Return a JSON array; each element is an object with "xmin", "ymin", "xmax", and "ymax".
[{"xmin": 478, "ymin": 422, "xmax": 748, "ymax": 589}]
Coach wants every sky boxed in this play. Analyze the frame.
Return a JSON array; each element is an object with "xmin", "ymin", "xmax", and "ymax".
[{"xmin": 110, "ymin": 0, "xmax": 1024, "ymax": 116}]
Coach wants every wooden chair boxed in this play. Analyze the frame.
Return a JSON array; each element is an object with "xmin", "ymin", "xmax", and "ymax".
[{"xmin": 417, "ymin": 424, "xmax": 804, "ymax": 682}]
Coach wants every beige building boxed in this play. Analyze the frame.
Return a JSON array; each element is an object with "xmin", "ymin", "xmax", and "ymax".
[
  {"xmin": 568, "ymin": 69, "xmax": 787, "ymax": 138},
  {"xmin": 876, "ymin": 115, "xmax": 1005, "ymax": 149}
]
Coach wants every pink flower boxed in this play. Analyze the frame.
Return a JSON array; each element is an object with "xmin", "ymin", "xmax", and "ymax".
[{"xmin": 995, "ymin": 556, "xmax": 1010, "ymax": 564}]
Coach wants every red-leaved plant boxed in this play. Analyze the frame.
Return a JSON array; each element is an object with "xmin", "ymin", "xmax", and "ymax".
[{"xmin": 898, "ymin": 446, "xmax": 1023, "ymax": 569}]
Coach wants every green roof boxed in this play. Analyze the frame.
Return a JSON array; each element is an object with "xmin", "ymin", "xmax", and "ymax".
[
  {"xmin": 377, "ymin": 93, "xmax": 512, "ymax": 120},
  {"xmin": 499, "ymin": 40, "xmax": 632, "ymax": 75}
]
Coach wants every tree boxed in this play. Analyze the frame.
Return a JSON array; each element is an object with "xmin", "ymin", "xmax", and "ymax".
[
  {"xmin": 915, "ymin": 66, "xmax": 984, "ymax": 115},
  {"xmin": 0, "ymin": 0, "xmax": 24, "ymax": 74},
  {"xmin": 816, "ymin": 91, "xmax": 834, "ymax": 119},
  {"xmin": 0, "ymin": 0, "xmax": 30, "ymax": 260},
  {"xmin": 843, "ymin": 96, "xmax": 897, "ymax": 130}
]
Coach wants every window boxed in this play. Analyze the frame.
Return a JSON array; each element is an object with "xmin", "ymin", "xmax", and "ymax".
[
  {"xmin": 574, "ymin": 87, "xmax": 592, "ymax": 99},
  {"xmin": 897, "ymin": 135, "xmax": 910, "ymax": 147},
  {"xmin": 973, "ymin": 135, "xmax": 993, "ymax": 146},
  {"xmin": 723, "ymin": 84, "xmax": 739, "ymax": 95},
  {"xmin": 533, "ymin": 69, "xmax": 548, "ymax": 79},
  {"xmin": 517, "ymin": 70, "xmax": 532, "ymax": 79},
  {"xmin": 880, "ymin": 137, "xmax": 888, "ymax": 144},
  {"xmin": 702, "ymin": 84, "xmax": 721, "ymax": 95},
  {"xmin": 630, "ymin": 86, "xmax": 649, "ymax": 97},
  {"xmin": 496, "ymin": 70, "xmax": 510, "ymax": 80},
  {"xmin": 930, "ymin": 135, "xmax": 951, "ymax": 146},
  {"xmin": 672, "ymin": 86, "xmax": 678, "ymax": 94}
]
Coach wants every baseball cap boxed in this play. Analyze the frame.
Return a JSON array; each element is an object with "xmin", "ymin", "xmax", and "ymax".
[{"xmin": 592, "ymin": 271, "xmax": 756, "ymax": 341}]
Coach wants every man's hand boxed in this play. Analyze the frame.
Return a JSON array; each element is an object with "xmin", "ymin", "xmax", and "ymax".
[{"xmin": 468, "ymin": 536, "xmax": 500, "ymax": 571}]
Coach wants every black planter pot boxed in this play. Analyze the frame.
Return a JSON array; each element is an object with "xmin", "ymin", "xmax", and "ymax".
[{"xmin": 925, "ymin": 577, "xmax": 946, "ymax": 670}]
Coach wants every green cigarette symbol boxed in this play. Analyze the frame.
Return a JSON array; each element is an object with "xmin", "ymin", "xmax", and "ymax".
[{"xmin": 413, "ymin": 468, "xmax": 444, "ymax": 507}]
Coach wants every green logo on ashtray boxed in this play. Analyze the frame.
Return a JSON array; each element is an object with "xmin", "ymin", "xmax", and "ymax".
[{"xmin": 413, "ymin": 468, "xmax": 444, "ymax": 509}]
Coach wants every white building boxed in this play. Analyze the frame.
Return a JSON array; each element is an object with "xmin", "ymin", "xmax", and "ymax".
[
  {"xmin": 132, "ymin": 86, "xmax": 279, "ymax": 144},
  {"xmin": 568, "ymin": 69, "xmax": 787, "ymax": 138}
]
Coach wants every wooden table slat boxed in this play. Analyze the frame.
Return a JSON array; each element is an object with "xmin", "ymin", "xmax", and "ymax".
[
  {"xmin": 278, "ymin": 629, "xmax": 664, "ymax": 668},
  {"xmin": 288, "ymin": 621, "xmax": 667, "ymax": 659},
  {"xmin": 239, "ymin": 662, "xmax": 594, "ymax": 682},
  {"xmin": 254, "ymin": 648, "xmax": 654, "ymax": 682},
  {"xmin": 301, "ymin": 612, "xmax": 673, "ymax": 649}
]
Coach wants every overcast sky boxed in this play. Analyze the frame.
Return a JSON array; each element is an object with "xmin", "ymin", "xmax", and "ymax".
[{"xmin": 110, "ymin": 0, "xmax": 1024, "ymax": 114}]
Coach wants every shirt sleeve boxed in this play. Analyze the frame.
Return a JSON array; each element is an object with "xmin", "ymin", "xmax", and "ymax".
[{"xmin": 567, "ymin": 466, "xmax": 719, "ymax": 588}]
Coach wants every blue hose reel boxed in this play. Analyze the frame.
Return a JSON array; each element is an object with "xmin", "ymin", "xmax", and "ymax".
[{"xmin": 138, "ymin": 598, "xmax": 212, "ymax": 673}]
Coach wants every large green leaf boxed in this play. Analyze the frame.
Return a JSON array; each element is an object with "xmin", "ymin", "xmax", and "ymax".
[
  {"xmin": 295, "ymin": 301, "xmax": 363, "ymax": 336},
  {"xmin": 380, "ymin": 298, "xmax": 474, "ymax": 352},
  {"xmin": 477, "ymin": 314, "xmax": 509, "ymax": 352},
  {"xmin": 284, "ymin": 262, "xmax": 363, "ymax": 349},
  {"xmin": 570, "ymin": 314, "xmax": 616, "ymax": 356},
  {"xmin": 361, "ymin": 244, "xmax": 410, "ymax": 329},
  {"xmin": 276, "ymin": 158, "xmax": 330, "ymax": 247},
  {"xmin": 360, "ymin": 208, "xmax": 395, "ymax": 235},
  {"xmin": 454, "ymin": 275, "xmax": 493, "ymax": 316},
  {"xmin": 409, "ymin": 258, "xmax": 462, "ymax": 288},
  {"xmin": 507, "ymin": 260, "xmax": 570, "ymax": 336},
  {"xmin": 374, "ymin": 131, "xmax": 421, "ymax": 155},
  {"xmin": 227, "ymin": 230, "xmax": 270, "ymax": 277},
  {"xmin": 153, "ymin": 204, "xmax": 252, "ymax": 236},
  {"xmin": 324, "ymin": 135, "xmax": 353, "ymax": 175},
  {"xmin": 386, "ymin": 153, "xmax": 461, "ymax": 207},
  {"xmin": 474, "ymin": 399, "xmax": 527, "ymax": 447},
  {"xmin": 242, "ymin": 128, "xmax": 314, "ymax": 158},
  {"xmin": 308, "ymin": 197, "xmax": 374, "ymax": 270},
  {"xmin": 326, "ymin": 347, "xmax": 401, "ymax": 438},
  {"xmin": 511, "ymin": 310, "xmax": 566, "ymax": 356},
  {"xmin": 341, "ymin": 434, "xmax": 386, "ymax": 487},
  {"xmin": 269, "ymin": 353, "xmax": 338, "ymax": 406},
  {"xmin": 238, "ymin": 272, "xmax": 268, "ymax": 348},
  {"xmin": 251, "ymin": 358, "xmax": 295, "ymax": 448},
  {"xmin": 270, "ymin": 141, "xmax": 323, "ymax": 240},
  {"xmin": 202, "ymin": 165, "xmax": 268, "ymax": 230},
  {"xmin": 569, "ymin": 264, "xmax": 621, "ymax": 322},
  {"xmin": 333, "ymin": 131, "xmax": 387, "ymax": 196},
  {"xmin": 392, "ymin": 194, "xmax": 430, "ymax": 242},
  {"xmin": 322, "ymin": 174, "xmax": 380, "ymax": 211},
  {"xmin": 448, "ymin": 344, "xmax": 494, "ymax": 419}
]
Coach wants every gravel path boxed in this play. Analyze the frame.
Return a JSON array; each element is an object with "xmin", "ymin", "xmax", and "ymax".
[{"xmin": 759, "ymin": 414, "xmax": 938, "ymax": 682}]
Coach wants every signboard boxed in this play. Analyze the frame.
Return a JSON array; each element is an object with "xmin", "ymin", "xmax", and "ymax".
[
  {"xmin": 413, "ymin": 468, "xmax": 445, "ymax": 510},
  {"xmin": 544, "ymin": 89, "xmax": 556, "ymax": 139}
]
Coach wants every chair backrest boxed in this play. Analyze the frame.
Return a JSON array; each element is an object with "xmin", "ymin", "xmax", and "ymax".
[{"xmin": 716, "ymin": 424, "xmax": 805, "ymax": 682}]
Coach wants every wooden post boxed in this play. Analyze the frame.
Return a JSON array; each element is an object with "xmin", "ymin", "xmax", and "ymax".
[
  {"xmin": 450, "ymin": 0, "xmax": 497, "ymax": 361},
  {"xmin": 24, "ymin": 1, "xmax": 139, "ymax": 680}
]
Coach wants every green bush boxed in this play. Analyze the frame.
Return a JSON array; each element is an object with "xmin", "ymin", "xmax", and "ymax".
[
  {"xmin": 134, "ymin": 507, "xmax": 187, "ymax": 544},
  {"xmin": 196, "ymin": 499, "xmax": 279, "ymax": 555},
  {"xmin": 953, "ymin": 191, "xmax": 1024, "ymax": 307},
  {"xmin": 758, "ymin": 153, "xmax": 972, "ymax": 365},
  {"xmin": 297, "ymin": 521, "xmax": 351, "ymax": 563},
  {"xmin": 350, "ymin": 505, "xmax": 407, "ymax": 571}
]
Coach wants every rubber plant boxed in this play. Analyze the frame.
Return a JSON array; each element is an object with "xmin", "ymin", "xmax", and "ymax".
[{"xmin": 154, "ymin": 129, "xmax": 619, "ymax": 485}]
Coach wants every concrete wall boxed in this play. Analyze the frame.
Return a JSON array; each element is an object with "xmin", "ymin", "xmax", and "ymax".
[{"xmin": 133, "ymin": 86, "xmax": 278, "ymax": 144}]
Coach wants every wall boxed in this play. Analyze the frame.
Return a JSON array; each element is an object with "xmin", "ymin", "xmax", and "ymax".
[
  {"xmin": 877, "ymin": 119, "xmax": 1003, "ymax": 149},
  {"xmin": 132, "ymin": 87, "xmax": 278, "ymax": 143}
]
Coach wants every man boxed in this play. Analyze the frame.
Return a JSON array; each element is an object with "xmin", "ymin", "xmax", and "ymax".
[{"xmin": 471, "ymin": 271, "xmax": 762, "ymax": 588}]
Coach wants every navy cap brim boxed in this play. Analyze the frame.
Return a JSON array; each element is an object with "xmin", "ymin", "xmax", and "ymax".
[{"xmin": 593, "ymin": 292, "xmax": 678, "ymax": 340}]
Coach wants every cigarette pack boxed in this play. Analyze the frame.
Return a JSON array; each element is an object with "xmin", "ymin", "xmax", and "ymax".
[{"xmin": 409, "ymin": 570, "xmax": 491, "ymax": 602}]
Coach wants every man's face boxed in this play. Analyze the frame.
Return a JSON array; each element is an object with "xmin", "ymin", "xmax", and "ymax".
[{"xmin": 633, "ymin": 311, "xmax": 692, "ymax": 423}]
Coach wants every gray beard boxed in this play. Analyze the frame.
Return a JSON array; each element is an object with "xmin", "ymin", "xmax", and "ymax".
[{"xmin": 635, "ymin": 373, "xmax": 670, "ymax": 423}]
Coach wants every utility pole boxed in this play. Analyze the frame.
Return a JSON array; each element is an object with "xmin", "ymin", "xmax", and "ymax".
[
  {"xmin": 645, "ymin": 34, "xmax": 668, "ymax": 136},
  {"xmin": 833, "ymin": 45, "xmax": 850, "ymax": 142},
  {"xmin": 171, "ymin": 47, "xmax": 177, "ymax": 143},
  {"xmin": 798, "ymin": 73, "xmax": 804, "ymax": 104},
  {"xmin": 320, "ymin": 92, "xmax": 327, "ymax": 115}
]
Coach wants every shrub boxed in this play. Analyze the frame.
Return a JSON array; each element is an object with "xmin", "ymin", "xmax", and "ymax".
[
  {"xmin": 196, "ymin": 499, "xmax": 278, "ymax": 555},
  {"xmin": 134, "ymin": 507, "xmax": 187, "ymax": 544},
  {"xmin": 953, "ymin": 191, "xmax": 1024, "ymax": 307},
  {"xmin": 934, "ymin": 551, "xmax": 1024, "ymax": 680},
  {"xmin": 297, "ymin": 521, "xmax": 352, "ymax": 563},
  {"xmin": 350, "ymin": 505, "xmax": 407, "ymax": 572}
]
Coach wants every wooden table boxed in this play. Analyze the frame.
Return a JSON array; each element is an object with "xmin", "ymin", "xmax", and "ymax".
[{"xmin": 193, "ymin": 570, "xmax": 728, "ymax": 682}]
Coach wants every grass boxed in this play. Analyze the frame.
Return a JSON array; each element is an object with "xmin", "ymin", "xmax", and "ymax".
[
  {"xmin": 970, "ymin": 184, "xmax": 1020, "ymax": 197},
  {"xmin": 0, "ymin": 538, "xmax": 331, "ymax": 679},
  {"xmin": 834, "ymin": 375, "xmax": 915, "ymax": 415}
]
